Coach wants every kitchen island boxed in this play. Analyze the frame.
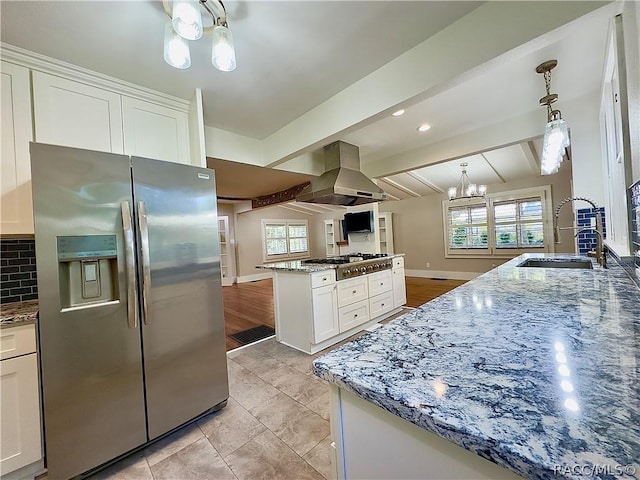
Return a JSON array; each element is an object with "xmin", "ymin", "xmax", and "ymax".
[
  {"xmin": 313, "ymin": 253, "xmax": 640, "ymax": 480},
  {"xmin": 258, "ymin": 255, "xmax": 406, "ymax": 354}
]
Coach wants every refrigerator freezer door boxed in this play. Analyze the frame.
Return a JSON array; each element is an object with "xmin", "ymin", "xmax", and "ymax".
[
  {"xmin": 131, "ymin": 156, "xmax": 229, "ymax": 440},
  {"xmin": 30, "ymin": 143, "xmax": 147, "ymax": 480}
]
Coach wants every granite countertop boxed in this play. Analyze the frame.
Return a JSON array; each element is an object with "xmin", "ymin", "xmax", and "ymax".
[
  {"xmin": 1, "ymin": 300, "xmax": 39, "ymax": 328},
  {"xmin": 313, "ymin": 253, "xmax": 640, "ymax": 479},
  {"xmin": 256, "ymin": 253, "xmax": 404, "ymax": 273}
]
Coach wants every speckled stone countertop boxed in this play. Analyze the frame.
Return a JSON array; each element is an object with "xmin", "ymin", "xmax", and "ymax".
[
  {"xmin": 313, "ymin": 253, "xmax": 640, "ymax": 480},
  {"xmin": 256, "ymin": 253, "xmax": 404, "ymax": 273},
  {"xmin": 256, "ymin": 260, "xmax": 337, "ymax": 273},
  {"xmin": 0, "ymin": 300, "xmax": 38, "ymax": 329}
]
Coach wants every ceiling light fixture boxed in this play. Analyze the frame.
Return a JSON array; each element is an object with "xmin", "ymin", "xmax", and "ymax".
[
  {"xmin": 447, "ymin": 162, "xmax": 486, "ymax": 200},
  {"xmin": 392, "ymin": 109, "xmax": 405, "ymax": 117},
  {"xmin": 536, "ymin": 60, "xmax": 570, "ymax": 175},
  {"xmin": 163, "ymin": 0, "xmax": 236, "ymax": 72},
  {"xmin": 417, "ymin": 123, "xmax": 431, "ymax": 132}
]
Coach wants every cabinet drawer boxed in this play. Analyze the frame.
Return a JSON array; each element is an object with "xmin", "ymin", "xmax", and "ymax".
[
  {"xmin": 367, "ymin": 270, "xmax": 392, "ymax": 297},
  {"xmin": 337, "ymin": 277, "xmax": 369, "ymax": 308},
  {"xmin": 1, "ymin": 324, "xmax": 36, "ymax": 360},
  {"xmin": 392, "ymin": 256, "xmax": 404, "ymax": 269},
  {"xmin": 338, "ymin": 299, "xmax": 369, "ymax": 333},
  {"xmin": 369, "ymin": 291, "xmax": 394, "ymax": 319},
  {"xmin": 311, "ymin": 270, "xmax": 336, "ymax": 288}
]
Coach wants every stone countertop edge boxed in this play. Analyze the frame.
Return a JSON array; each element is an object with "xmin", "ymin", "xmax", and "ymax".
[
  {"xmin": 1, "ymin": 299, "xmax": 39, "ymax": 329},
  {"xmin": 255, "ymin": 253, "xmax": 405, "ymax": 273},
  {"xmin": 313, "ymin": 253, "xmax": 640, "ymax": 480}
]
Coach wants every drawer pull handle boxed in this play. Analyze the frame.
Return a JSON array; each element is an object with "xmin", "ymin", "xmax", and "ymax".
[
  {"xmin": 354, "ymin": 314, "xmax": 358, "ymax": 318},
  {"xmin": 380, "ymin": 282, "xmax": 384, "ymax": 286},
  {"xmin": 323, "ymin": 277, "xmax": 327, "ymax": 281},
  {"xmin": 381, "ymin": 303, "xmax": 385, "ymax": 307},
  {"xmin": 352, "ymin": 290, "xmax": 357, "ymax": 294}
]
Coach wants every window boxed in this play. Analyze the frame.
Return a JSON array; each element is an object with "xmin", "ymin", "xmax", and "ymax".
[
  {"xmin": 443, "ymin": 186, "xmax": 553, "ymax": 258},
  {"xmin": 262, "ymin": 219, "xmax": 309, "ymax": 261}
]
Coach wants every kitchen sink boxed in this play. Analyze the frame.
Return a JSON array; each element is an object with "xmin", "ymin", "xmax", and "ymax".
[{"xmin": 517, "ymin": 259, "xmax": 593, "ymax": 269}]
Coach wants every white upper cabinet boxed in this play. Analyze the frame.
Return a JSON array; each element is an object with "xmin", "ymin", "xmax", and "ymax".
[
  {"xmin": 32, "ymin": 71, "xmax": 124, "ymax": 153},
  {"xmin": 1, "ymin": 61, "xmax": 34, "ymax": 234},
  {"xmin": 122, "ymin": 97, "xmax": 190, "ymax": 164}
]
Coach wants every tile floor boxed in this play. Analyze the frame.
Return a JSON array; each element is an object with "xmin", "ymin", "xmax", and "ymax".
[{"xmin": 85, "ymin": 335, "xmax": 357, "ymax": 480}]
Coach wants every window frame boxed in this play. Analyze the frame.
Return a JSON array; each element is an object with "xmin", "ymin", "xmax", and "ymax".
[
  {"xmin": 443, "ymin": 186, "xmax": 555, "ymax": 259},
  {"xmin": 261, "ymin": 219, "xmax": 310, "ymax": 262}
]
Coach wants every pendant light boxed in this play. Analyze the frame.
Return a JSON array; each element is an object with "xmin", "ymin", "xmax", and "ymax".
[
  {"xmin": 447, "ymin": 163, "xmax": 486, "ymax": 201},
  {"xmin": 163, "ymin": 21, "xmax": 191, "ymax": 69},
  {"xmin": 211, "ymin": 24, "xmax": 236, "ymax": 72},
  {"xmin": 171, "ymin": 0, "xmax": 203, "ymax": 41},
  {"xmin": 536, "ymin": 60, "xmax": 570, "ymax": 175}
]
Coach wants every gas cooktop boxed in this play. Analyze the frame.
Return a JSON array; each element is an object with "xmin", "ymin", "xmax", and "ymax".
[{"xmin": 302, "ymin": 254, "xmax": 393, "ymax": 279}]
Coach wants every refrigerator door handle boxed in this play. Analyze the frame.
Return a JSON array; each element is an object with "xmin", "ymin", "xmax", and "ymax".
[
  {"xmin": 137, "ymin": 201, "xmax": 152, "ymax": 325},
  {"xmin": 121, "ymin": 201, "xmax": 139, "ymax": 329}
]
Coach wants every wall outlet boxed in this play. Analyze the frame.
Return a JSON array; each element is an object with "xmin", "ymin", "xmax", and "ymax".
[{"xmin": 426, "ymin": 262, "xmax": 431, "ymax": 268}]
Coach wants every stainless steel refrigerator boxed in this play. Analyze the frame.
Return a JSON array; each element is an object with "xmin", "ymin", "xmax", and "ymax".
[{"xmin": 30, "ymin": 143, "xmax": 229, "ymax": 479}]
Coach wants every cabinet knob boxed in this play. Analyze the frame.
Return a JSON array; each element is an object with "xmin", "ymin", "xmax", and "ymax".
[
  {"xmin": 322, "ymin": 277, "xmax": 327, "ymax": 281},
  {"xmin": 381, "ymin": 303, "xmax": 385, "ymax": 307},
  {"xmin": 380, "ymin": 282, "xmax": 384, "ymax": 286},
  {"xmin": 352, "ymin": 290, "xmax": 357, "ymax": 294},
  {"xmin": 354, "ymin": 314, "xmax": 358, "ymax": 318}
]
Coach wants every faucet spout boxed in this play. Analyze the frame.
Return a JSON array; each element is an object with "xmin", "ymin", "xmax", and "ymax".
[
  {"xmin": 574, "ymin": 228, "xmax": 607, "ymax": 268},
  {"xmin": 554, "ymin": 197, "xmax": 606, "ymax": 268}
]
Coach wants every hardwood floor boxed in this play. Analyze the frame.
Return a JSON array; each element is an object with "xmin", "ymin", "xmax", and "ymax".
[
  {"xmin": 221, "ymin": 276, "xmax": 467, "ymax": 351},
  {"xmin": 404, "ymin": 277, "xmax": 467, "ymax": 308},
  {"xmin": 222, "ymin": 279, "xmax": 275, "ymax": 351}
]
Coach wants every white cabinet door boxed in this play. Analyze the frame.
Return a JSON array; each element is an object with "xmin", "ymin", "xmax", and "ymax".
[
  {"xmin": 368, "ymin": 270, "xmax": 392, "ymax": 297},
  {"xmin": 312, "ymin": 284, "xmax": 339, "ymax": 343},
  {"xmin": 122, "ymin": 97, "xmax": 190, "ymax": 164},
  {"xmin": 218, "ymin": 216, "xmax": 233, "ymax": 286},
  {"xmin": 392, "ymin": 267, "xmax": 406, "ymax": 308},
  {"xmin": 1, "ymin": 62, "xmax": 34, "ymax": 235},
  {"xmin": 0, "ymin": 353, "xmax": 42, "ymax": 475},
  {"xmin": 338, "ymin": 299, "xmax": 369, "ymax": 333},
  {"xmin": 32, "ymin": 71, "xmax": 124, "ymax": 153},
  {"xmin": 337, "ymin": 276, "xmax": 368, "ymax": 308}
]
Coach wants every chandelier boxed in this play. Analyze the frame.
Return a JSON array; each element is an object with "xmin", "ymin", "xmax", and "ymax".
[
  {"xmin": 536, "ymin": 60, "xmax": 570, "ymax": 175},
  {"xmin": 447, "ymin": 163, "xmax": 486, "ymax": 200},
  {"xmin": 162, "ymin": 0, "xmax": 236, "ymax": 72}
]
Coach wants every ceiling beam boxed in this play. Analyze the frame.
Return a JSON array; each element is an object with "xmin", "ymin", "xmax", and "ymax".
[
  {"xmin": 480, "ymin": 153, "xmax": 506, "ymax": 183},
  {"xmin": 522, "ymin": 141, "xmax": 541, "ymax": 175},
  {"xmin": 251, "ymin": 182, "xmax": 310, "ymax": 209},
  {"xmin": 278, "ymin": 205, "xmax": 315, "ymax": 216},
  {"xmin": 406, "ymin": 171, "xmax": 445, "ymax": 193},
  {"xmin": 380, "ymin": 177, "xmax": 421, "ymax": 197}
]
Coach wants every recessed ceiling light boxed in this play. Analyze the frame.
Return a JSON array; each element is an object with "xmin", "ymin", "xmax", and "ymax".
[
  {"xmin": 392, "ymin": 109, "xmax": 405, "ymax": 117},
  {"xmin": 417, "ymin": 123, "xmax": 431, "ymax": 132}
]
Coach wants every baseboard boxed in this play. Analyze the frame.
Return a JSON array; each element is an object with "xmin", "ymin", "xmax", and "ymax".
[
  {"xmin": 237, "ymin": 271, "xmax": 273, "ymax": 283},
  {"xmin": 404, "ymin": 269, "xmax": 481, "ymax": 281}
]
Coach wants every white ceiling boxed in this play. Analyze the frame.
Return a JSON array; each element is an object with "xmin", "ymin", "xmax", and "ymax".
[{"xmin": 0, "ymin": 1, "xmax": 613, "ymax": 203}]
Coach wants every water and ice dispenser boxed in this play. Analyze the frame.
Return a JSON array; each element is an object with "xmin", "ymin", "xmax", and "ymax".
[{"xmin": 57, "ymin": 235, "xmax": 119, "ymax": 309}]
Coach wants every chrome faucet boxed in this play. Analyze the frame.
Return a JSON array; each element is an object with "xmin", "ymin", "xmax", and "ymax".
[{"xmin": 554, "ymin": 197, "xmax": 606, "ymax": 268}]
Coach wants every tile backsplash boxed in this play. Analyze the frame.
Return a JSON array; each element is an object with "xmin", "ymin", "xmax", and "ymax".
[
  {"xmin": 1, "ymin": 238, "xmax": 38, "ymax": 304},
  {"xmin": 576, "ymin": 207, "xmax": 606, "ymax": 255}
]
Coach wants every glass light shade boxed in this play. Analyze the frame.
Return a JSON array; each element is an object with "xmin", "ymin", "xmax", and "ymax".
[
  {"xmin": 541, "ymin": 118, "xmax": 570, "ymax": 175},
  {"xmin": 172, "ymin": 0, "xmax": 203, "ymax": 40},
  {"xmin": 467, "ymin": 183, "xmax": 477, "ymax": 196},
  {"xmin": 164, "ymin": 21, "xmax": 191, "ymax": 69},
  {"xmin": 478, "ymin": 184, "xmax": 487, "ymax": 196},
  {"xmin": 448, "ymin": 186, "xmax": 457, "ymax": 200},
  {"xmin": 211, "ymin": 25, "xmax": 236, "ymax": 72}
]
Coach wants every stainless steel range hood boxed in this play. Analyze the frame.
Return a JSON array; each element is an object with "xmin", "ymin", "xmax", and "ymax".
[{"xmin": 296, "ymin": 141, "xmax": 387, "ymax": 206}]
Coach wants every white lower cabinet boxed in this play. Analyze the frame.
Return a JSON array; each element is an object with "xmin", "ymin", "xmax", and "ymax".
[
  {"xmin": 392, "ymin": 257, "xmax": 407, "ymax": 308},
  {"xmin": 338, "ymin": 299, "xmax": 370, "ymax": 332},
  {"xmin": 312, "ymin": 284, "xmax": 339, "ymax": 343},
  {"xmin": 369, "ymin": 291, "xmax": 394, "ymax": 318},
  {"xmin": 0, "ymin": 325, "xmax": 42, "ymax": 477},
  {"xmin": 337, "ymin": 276, "xmax": 368, "ymax": 308}
]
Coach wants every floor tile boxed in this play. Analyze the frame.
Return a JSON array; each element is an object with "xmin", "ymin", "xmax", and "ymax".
[
  {"xmin": 197, "ymin": 397, "xmax": 266, "ymax": 458},
  {"xmin": 150, "ymin": 437, "xmax": 237, "ymax": 480},
  {"xmin": 225, "ymin": 430, "xmax": 324, "ymax": 480},
  {"xmin": 143, "ymin": 422, "xmax": 204, "ymax": 467},
  {"xmin": 227, "ymin": 359, "xmax": 281, "ymax": 411},
  {"xmin": 306, "ymin": 388, "xmax": 330, "ymax": 420},
  {"xmin": 261, "ymin": 362, "xmax": 329, "ymax": 406},
  {"xmin": 229, "ymin": 347, "xmax": 287, "ymax": 377},
  {"xmin": 303, "ymin": 435, "xmax": 335, "ymax": 480},
  {"xmin": 249, "ymin": 392, "xmax": 330, "ymax": 457},
  {"xmin": 88, "ymin": 451, "xmax": 153, "ymax": 480}
]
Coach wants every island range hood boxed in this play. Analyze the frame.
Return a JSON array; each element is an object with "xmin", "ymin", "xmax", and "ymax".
[{"xmin": 296, "ymin": 141, "xmax": 387, "ymax": 206}]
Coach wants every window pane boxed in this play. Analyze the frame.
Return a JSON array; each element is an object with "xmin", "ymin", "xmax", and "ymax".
[
  {"xmin": 469, "ymin": 226, "xmax": 488, "ymax": 247},
  {"xmin": 449, "ymin": 208, "xmax": 469, "ymax": 226},
  {"xmin": 289, "ymin": 238, "xmax": 308, "ymax": 253},
  {"xmin": 520, "ymin": 222, "xmax": 545, "ymax": 246},
  {"xmin": 265, "ymin": 225, "xmax": 286, "ymax": 238},
  {"xmin": 494, "ymin": 203, "xmax": 517, "ymax": 223},
  {"xmin": 266, "ymin": 239, "xmax": 287, "ymax": 255},
  {"xmin": 469, "ymin": 207, "xmax": 487, "ymax": 224},
  {"xmin": 288, "ymin": 224, "xmax": 307, "ymax": 238},
  {"xmin": 520, "ymin": 200, "xmax": 543, "ymax": 220},
  {"xmin": 495, "ymin": 224, "xmax": 517, "ymax": 248},
  {"xmin": 449, "ymin": 226, "xmax": 469, "ymax": 248}
]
